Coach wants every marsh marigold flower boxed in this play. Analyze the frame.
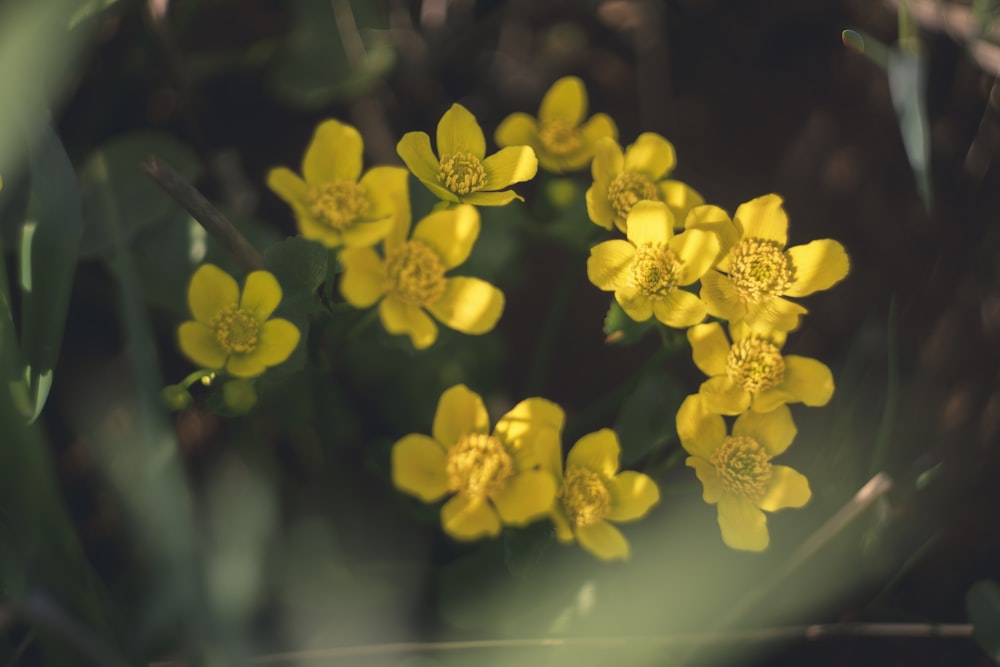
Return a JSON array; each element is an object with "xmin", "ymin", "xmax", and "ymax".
[
  {"xmin": 545, "ymin": 429, "xmax": 659, "ymax": 561},
  {"xmin": 688, "ymin": 320, "xmax": 835, "ymax": 415},
  {"xmin": 267, "ymin": 119, "xmax": 409, "ymax": 249},
  {"xmin": 676, "ymin": 395, "xmax": 810, "ymax": 551},
  {"xmin": 392, "ymin": 384, "xmax": 562, "ymax": 540},
  {"xmin": 339, "ymin": 204, "xmax": 504, "ymax": 349},
  {"xmin": 587, "ymin": 134, "xmax": 703, "ymax": 233},
  {"xmin": 685, "ymin": 195, "xmax": 850, "ymax": 332},
  {"xmin": 178, "ymin": 264, "xmax": 300, "ymax": 378},
  {"xmin": 587, "ymin": 200, "xmax": 720, "ymax": 328},
  {"xmin": 397, "ymin": 103, "xmax": 538, "ymax": 206},
  {"xmin": 494, "ymin": 76, "xmax": 618, "ymax": 174}
]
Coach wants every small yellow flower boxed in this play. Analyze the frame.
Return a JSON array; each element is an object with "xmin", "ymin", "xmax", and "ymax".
[
  {"xmin": 178, "ymin": 264, "xmax": 300, "ymax": 378},
  {"xmin": 688, "ymin": 320, "xmax": 835, "ymax": 415},
  {"xmin": 494, "ymin": 76, "xmax": 618, "ymax": 174},
  {"xmin": 586, "ymin": 134, "xmax": 704, "ymax": 233},
  {"xmin": 267, "ymin": 119, "xmax": 409, "ymax": 249},
  {"xmin": 686, "ymin": 195, "xmax": 850, "ymax": 332},
  {"xmin": 545, "ymin": 429, "xmax": 659, "ymax": 561},
  {"xmin": 397, "ymin": 103, "xmax": 538, "ymax": 206},
  {"xmin": 339, "ymin": 204, "xmax": 504, "ymax": 349},
  {"xmin": 391, "ymin": 384, "xmax": 563, "ymax": 540},
  {"xmin": 586, "ymin": 200, "xmax": 720, "ymax": 328},
  {"xmin": 676, "ymin": 395, "xmax": 810, "ymax": 551}
]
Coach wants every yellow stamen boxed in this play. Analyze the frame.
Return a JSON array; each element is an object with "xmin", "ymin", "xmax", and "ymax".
[
  {"xmin": 438, "ymin": 152, "xmax": 487, "ymax": 195},
  {"xmin": 628, "ymin": 243, "xmax": 680, "ymax": 298},
  {"xmin": 306, "ymin": 181, "xmax": 370, "ymax": 231},
  {"xmin": 711, "ymin": 435, "xmax": 772, "ymax": 500},
  {"xmin": 539, "ymin": 118, "xmax": 583, "ymax": 157},
  {"xmin": 211, "ymin": 306, "xmax": 259, "ymax": 354},
  {"xmin": 728, "ymin": 238, "xmax": 794, "ymax": 303},
  {"xmin": 446, "ymin": 433, "xmax": 514, "ymax": 500},
  {"xmin": 726, "ymin": 336, "xmax": 786, "ymax": 393},
  {"xmin": 384, "ymin": 241, "xmax": 447, "ymax": 306},
  {"xmin": 608, "ymin": 171, "xmax": 658, "ymax": 221},
  {"xmin": 560, "ymin": 466, "xmax": 612, "ymax": 528}
]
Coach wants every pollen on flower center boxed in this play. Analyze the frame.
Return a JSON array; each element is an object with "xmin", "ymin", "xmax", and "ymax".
[
  {"xmin": 711, "ymin": 435, "xmax": 773, "ymax": 500},
  {"xmin": 211, "ymin": 306, "xmax": 259, "ymax": 354},
  {"xmin": 446, "ymin": 433, "xmax": 514, "ymax": 500},
  {"xmin": 384, "ymin": 241, "xmax": 448, "ymax": 307},
  {"xmin": 539, "ymin": 118, "xmax": 583, "ymax": 156},
  {"xmin": 628, "ymin": 243, "xmax": 681, "ymax": 298},
  {"xmin": 438, "ymin": 152, "xmax": 487, "ymax": 195},
  {"xmin": 306, "ymin": 181, "xmax": 370, "ymax": 230},
  {"xmin": 726, "ymin": 336, "xmax": 786, "ymax": 393},
  {"xmin": 608, "ymin": 171, "xmax": 658, "ymax": 221},
  {"xmin": 728, "ymin": 238, "xmax": 794, "ymax": 303},
  {"xmin": 560, "ymin": 466, "xmax": 612, "ymax": 528}
]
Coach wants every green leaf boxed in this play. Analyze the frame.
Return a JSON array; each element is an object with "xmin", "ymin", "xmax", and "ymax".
[
  {"xmin": 967, "ymin": 579, "xmax": 1000, "ymax": 660},
  {"xmin": 614, "ymin": 367, "xmax": 684, "ymax": 466},
  {"xmin": 263, "ymin": 236, "xmax": 328, "ymax": 374},
  {"xmin": 603, "ymin": 298, "xmax": 655, "ymax": 346},
  {"xmin": 887, "ymin": 47, "xmax": 932, "ymax": 211}
]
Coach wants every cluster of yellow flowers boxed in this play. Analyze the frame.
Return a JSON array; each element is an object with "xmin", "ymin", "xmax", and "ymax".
[{"xmin": 174, "ymin": 75, "xmax": 848, "ymax": 557}]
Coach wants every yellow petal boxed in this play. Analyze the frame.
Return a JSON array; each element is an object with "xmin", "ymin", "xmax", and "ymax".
[
  {"xmin": 607, "ymin": 471, "xmax": 659, "ymax": 522},
  {"xmin": 240, "ymin": 270, "xmax": 283, "ymax": 322},
  {"xmin": 355, "ymin": 165, "xmax": 409, "ymax": 246},
  {"xmin": 758, "ymin": 465, "xmax": 811, "ymax": 512},
  {"xmin": 623, "ymin": 132, "xmax": 676, "ymax": 179},
  {"xmin": 461, "ymin": 190, "xmax": 523, "ymax": 206},
  {"xmin": 225, "ymin": 352, "xmax": 265, "ymax": 379},
  {"xmin": 437, "ymin": 103, "xmax": 486, "ymax": 159},
  {"xmin": 579, "ymin": 113, "xmax": 619, "ymax": 153},
  {"xmin": 784, "ymin": 239, "xmax": 850, "ymax": 297},
  {"xmin": 585, "ymin": 182, "xmax": 615, "ymax": 230},
  {"xmin": 491, "ymin": 469, "xmax": 557, "ymax": 525},
  {"xmin": 303, "ymin": 119, "xmax": 363, "ymax": 184},
  {"xmin": 178, "ymin": 321, "xmax": 226, "ymax": 369},
  {"xmin": 687, "ymin": 322, "xmax": 729, "ymax": 377},
  {"xmin": 379, "ymin": 297, "xmax": 438, "ymax": 349},
  {"xmin": 391, "ymin": 433, "xmax": 449, "ymax": 502},
  {"xmin": 566, "ymin": 429, "xmax": 620, "ymax": 478},
  {"xmin": 658, "ymin": 180, "xmax": 704, "ymax": 229},
  {"xmin": 482, "ymin": 146, "xmax": 538, "ymax": 189},
  {"xmin": 188, "ymin": 264, "xmax": 239, "ymax": 324},
  {"xmin": 733, "ymin": 193, "xmax": 787, "ymax": 245},
  {"xmin": 339, "ymin": 247, "xmax": 386, "ymax": 308},
  {"xmin": 686, "ymin": 457, "xmax": 724, "ymax": 504},
  {"xmin": 250, "ymin": 318, "xmax": 300, "ymax": 367},
  {"xmin": 427, "ymin": 277, "xmax": 504, "ymax": 334},
  {"xmin": 625, "ymin": 200, "xmax": 673, "ymax": 247},
  {"xmin": 745, "ymin": 296, "xmax": 807, "ymax": 332},
  {"xmin": 550, "ymin": 505, "xmax": 574, "ymax": 543},
  {"xmin": 700, "ymin": 271, "xmax": 748, "ymax": 323},
  {"xmin": 778, "ymin": 355, "xmax": 835, "ymax": 407},
  {"xmin": 675, "ymin": 394, "xmax": 725, "ymax": 460},
  {"xmin": 340, "ymin": 217, "xmax": 395, "ymax": 248},
  {"xmin": 651, "ymin": 289, "xmax": 706, "ymax": 328},
  {"xmin": 521, "ymin": 426, "xmax": 563, "ymax": 478},
  {"xmin": 590, "ymin": 136, "xmax": 623, "ymax": 183},
  {"xmin": 586, "ymin": 240, "xmax": 635, "ymax": 291},
  {"xmin": 266, "ymin": 167, "xmax": 309, "ymax": 206},
  {"xmin": 494, "ymin": 112, "xmax": 539, "ymax": 149},
  {"xmin": 433, "ymin": 384, "xmax": 491, "ymax": 447},
  {"xmin": 297, "ymin": 213, "xmax": 344, "ymax": 248},
  {"xmin": 733, "ymin": 404, "xmax": 797, "ymax": 457},
  {"xmin": 412, "ymin": 205, "xmax": 480, "ymax": 270},
  {"xmin": 539, "ymin": 76, "xmax": 587, "ymax": 125},
  {"xmin": 717, "ymin": 494, "xmax": 769, "ymax": 551},
  {"xmin": 699, "ymin": 375, "xmax": 751, "ymax": 415},
  {"xmin": 495, "ymin": 397, "xmax": 566, "ymax": 447},
  {"xmin": 672, "ymin": 229, "xmax": 720, "ymax": 285},
  {"xmin": 441, "ymin": 495, "xmax": 501, "ymax": 540},
  {"xmin": 576, "ymin": 520, "xmax": 629, "ymax": 561},
  {"xmin": 616, "ymin": 286, "xmax": 653, "ymax": 322},
  {"xmin": 397, "ymin": 131, "xmax": 447, "ymax": 188},
  {"xmin": 685, "ymin": 204, "xmax": 738, "ymax": 257}
]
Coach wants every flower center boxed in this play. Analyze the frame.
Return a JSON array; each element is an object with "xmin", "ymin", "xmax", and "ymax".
[
  {"xmin": 384, "ymin": 240, "xmax": 447, "ymax": 306},
  {"xmin": 559, "ymin": 466, "xmax": 612, "ymax": 528},
  {"xmin": 539, "ymin": 118, "xmax": 583, "ymax": 156},
  {"xmin": 607, "ymin": 170, "xmax": 658, "ymax": 221},
  {"xmin": 726, "ymin": 336, "xmax": 786, "ymax": 393},
  {"xmin": 438, "ymin": 152, "xmax": 487, "ymax": 195},
  {"xmin": 728, "ymin": 238, "xmax": 794, "ymax": 304},
  {"xmin": 628, "ymin": 243, "xmax": 681, "ymax": 297},
  {"xmin": 711, "ymin": 435, "xmax": 773, "ymax": 500},
  {"xmin": 306, "ymin": 181, "xmax": 370, "ymax": 231},
  {"xmin": 211, "ymin": 306, "xmax": 259, "ymax": 354},
  {"xmin": 446, "ymin": 433, "xmax": 514, "ymax": 500}
]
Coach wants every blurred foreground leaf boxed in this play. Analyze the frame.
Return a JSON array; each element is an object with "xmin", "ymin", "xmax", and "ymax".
[
  {"xmin": 887, "ymin": 47, "xmax": 932, "ymax": 211},
  {"xmin": 968, "ymin": 580, "xmax": 1000, "ymax": 660}
]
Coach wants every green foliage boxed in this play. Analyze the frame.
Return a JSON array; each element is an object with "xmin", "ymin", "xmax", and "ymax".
[
  {"xmin": 967, "ymin": 580, "xmax": 1000, "ymax": 660},
  {"xmin": 263, "ymin": 235, "xmax": 328, "ymax": 375},
  {"xmin": 603, "ymin": 298, "xmax": 656, "ymax": 345},
  {"xmin": 614, "ymin": 367, "xmax": 685, "ymax": 467}
]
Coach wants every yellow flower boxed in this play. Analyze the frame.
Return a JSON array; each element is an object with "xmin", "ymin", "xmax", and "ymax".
[
  {"xmin": 688, "ymin": 320, "xmax": 835, "ymax": 415},
  {"xmin": 586, "ymin": 134, "xmax": 704, "ymax": 233},
  {"xmin": 396, "ymin": 103, "xmax": 538, "ymax": 206},
  {"xmin": 676, "ymin": 395, "xmax": 810, "ymax": 551},
  {"xmin": 494, "ymin": 76, "xmax": 618, "ymax": 174},
  {"xmin": 178, "ymin": 264, "xmax": 301, "ymax": 378},
  {"xmin": 391, "ymin": 384, "xmax": 563, "ymax": 540},
  {"xmin": 545, "ymin": 429, "xmax": 659, "ymax": 561},
  {"xmin": 339, "ymin": 204, "xmax": 504, "ymax": 349},
  {"xmin": 586, "ymin": 200, "xmax": 720, "ymax": 328},
  {"xmin": 686, "ymin": 195, "xmax": 850, "ymax": 332},
  {"xmin": 267, "ymin": 119, "xmax": 409, "ymax": 249}
]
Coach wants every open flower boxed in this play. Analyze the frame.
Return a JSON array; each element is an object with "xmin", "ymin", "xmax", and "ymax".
[
  {"xmin": 494, "ymin": 76, "xmax": 618, "ymax": 174},
  {"xmin": 685, "ymin": 195, "xmax": 850, "ymax": 332},
  {"xmin": 587, "ymin": 200, "xmax": 719, "ymax": 328},
  {"xmin": 586, "ymin": 134, "xmax": 703, "ymax": 233},
  {"xmin": 178, "ymin": 264, "xmax": 300, "ymax": 378},
  {"xmin": 339, "ymin": 204, "xmax": 504, "ymax": 349},
  {"xmin": 267, "ymin": 118, "xmax": 409, "ymax": 248},
  {"xmin": 391, "ymin": 384, "xmax": 563, "ymax": 540},
  {"xmin": 546, "ymin": 429, "xmax": 659, "ymax": 561},
  {"xmin": 397, "ymin": 103, "xmax": 538, "ymax": 206},
  {"xmin": 688, "ymin": 320, "xmax": 835, "ymax": 415},
  {"xmin": 676, "ymin": 395, "xmax": 810, "ymax": 551}
]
